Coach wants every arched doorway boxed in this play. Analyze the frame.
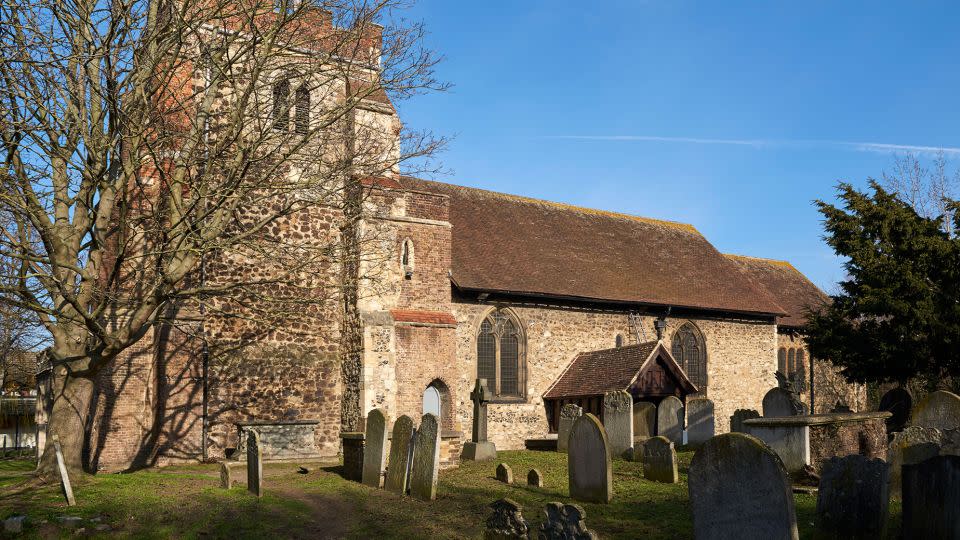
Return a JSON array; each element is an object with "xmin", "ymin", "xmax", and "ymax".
[{"xmin": 423, "ymin": 385, "xmax": 442, "ymax": 422}]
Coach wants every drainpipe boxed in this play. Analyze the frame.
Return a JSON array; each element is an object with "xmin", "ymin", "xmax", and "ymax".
[{"xmin": 809, "ymin": 356, "xmax": 815, "ymax": 413}]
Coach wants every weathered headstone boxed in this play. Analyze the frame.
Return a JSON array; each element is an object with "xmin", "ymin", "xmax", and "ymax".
[
  {"xmin": 496, "ymin": 462, "xmax": 513, "ymax": 484},
  {"xmin": 902, "ymin": 455, "xmax": 960, "ymax": 538},
  {"xmin": 688, "ymin": 432, "xmax": 799, "ymax": 540},
  {"xmin": 53, "ymin": 439, "xmax": 76, "ymax": 506},
  {"xmin": 557, "ymin": 404, "xmax": 582, "ymax": 453},
  {"xmin": 730, "ymin": 408, "xmax": 761, "ymax": 433},
  {"xmin": 879, "ymin": 387, "xmax": 912, "ymax": 435},
  {"xmin": 633, "ymin": 401, "xmax": 656, "ymax": 439},
  {"xmin": 385, "ymin": 415, "xmax": 415, "ymax": 495},
  {"xmin": 219, "ymin": 462, "xmax": 233, "ymax": 489},
  {"xmin": 527, "ymin": 469, "xmax": 543, "ymax": 488},
  {"xmin": 463, "ymin": 379, "xmax": 497, "ymax": 461},
  {"xmin": 888, "ymin": 425, "xmax": 943, "ymax": 498},
  {"xmin": 362, "ymin": 408, "xmax": 389, "ymax": 488},
  {"xmin": 686, "ymin": 397, "xmax": 715, "ymax": 446},
  {"xmin": 485, "ymin": 498, "xmax": 530, "ymax": 539},
  {"xmin": 815, "ymin": 455, "xmax": 889, "ymax": 539},
  {"xmin": 603, "ymin": 390, "xmax": 633, "ymax": 459},
  {"xmin": 410, "ymin": 413, "xmax": 441, "ymax": 501},
  {"xmin": 656, "ymin": 396, "xmax": 684, "ymax": 444},
  {"xmin": 763, "ymin": 388, "xmax": 802, "ymax": 417},
  {"xmin": 539, "ymin": 502, "xmax": 599, "ymax": 540},
  {"xmin": 642, "ymin": 436, "xmax": 679, "ymax": 483},
  {"xmin": 911, "ymin": 390, "xmax": 960, "ymax": 432},
  {"xmin": 568, "ymin": 413, "xmax": 613, "ymax": 504},
  {"xmin": 246, "ymin": 430, "xmax": 263, "ymax": 497}
]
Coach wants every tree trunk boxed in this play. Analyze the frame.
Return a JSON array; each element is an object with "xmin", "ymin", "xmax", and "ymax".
[{"xmin": 37, "ymin": 367, "xmax": 95, "ymax": 478}]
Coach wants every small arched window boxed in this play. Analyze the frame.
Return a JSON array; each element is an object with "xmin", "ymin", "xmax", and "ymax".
[
  {"xmin": 778, "ymin": 347, "xmax": 787, "ymax": 374},
  {"xmin": 272, "ymin": 78, "xmax": 290, "ymax": 131},
  {"xmin": 615, "ymin": 334, "xmax": 624, "ymax": 348},
  {"xmin": 787, "ymin": 349, "xmax": 796, "ymax": 377},
  {"xmin": 793, "ymin": 349, "xmax": 807, "ymax": 391},
  {"xmin": 400, "ymin": 239, "xmax": 414, "ymax": 279},
  {"xmin": 477, "ymin": 309, "xmax": 526, "ymax": 400},
  {"xmin": 671, "ymin": 322, "xmax": 707, "ymax": 394},
  {"xmin": 294, "ymin": 85, "xmax": 310, "ymax": 135}
]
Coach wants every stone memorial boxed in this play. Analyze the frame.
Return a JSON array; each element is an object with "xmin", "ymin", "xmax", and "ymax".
[
  {"xmin": 410, "ymin": 413, "xmax": 441, "ymax": 501},
  {"xmin": 496, "ymin": 462, "xmax": 513, "ymax": 484},
  {"xmin": 656, "ymin": 396, "xmax": 684, "ymax": 444},
  {"xmin": 878, "ymin": 387, "xmax": 912, "ymax": 435},
  {"xmin": 53, "ymin": 439, "xmax": 76, "ymax": 506},
  {"xmin": 686, "ymin": 397, "xmax": 715, "ymax": 446},
  {"xmin": 603, "ymin": 390, "xmax": 633, "ymax": 459},
  {"xmin": 568, "ymin": 414, "xmax": 613, "ymax": 504},
  {"xmin": 385, "ymin": 415, "xmax": 415, "ymax": 495},
  {"xmin": 527, "ymin": 469, "xmax": 543, "ymax": 488},
  {"xmin": 816, "ymin": 455, "xmax": 889, "ymax": 539},
  {"xmin": 485, "ymin": 498, "xmax": 530, "ymax": 539},
  {"xmin": 642, "ymin": 436, "xmax": 679, "ymax": 483},
  {"xmin": 688, "ymin": 433, "xmax": 798, "ymax": 540},
  {"xmin": 888, "ymin": 425, "xmax": 943, "ymax": 498},
  {"xmin": 902, "ymin": 455, "xmax": 960, "ymax": 538},
  {"xmin": 910, "ymin": 390, "xmax": 960, "ymax": 432},
  {"xmin": 557, "ymin": 404, "xmax": 582, "ymax": 453},
  {"xmin": 730, "ymin": 408, "xmax": 761, "ymax": 433},
  {"xmin": 219, "ymin": 462, "xmax": 233, "ymax": 489},
  {"xmin": 539, "ymin": 502, "xmax": 598, "ymax": 540},
  {"xmin": 463, "ymin": 379, "xmax": 497, "ymax": 461},
  {"xmin": 763, "ymin": 388, "xmax": 801, "ymax": 417},
  {"xmin": 633, "ymin": 401, "xmax": 656, "ymax": 439},
  {"xmin": 362, "ymin": 408, "xmax": 389, "ymax": 488},
  {"xmin": 246, "ymin": 429, "xmax": 263, "ymax": 497}
]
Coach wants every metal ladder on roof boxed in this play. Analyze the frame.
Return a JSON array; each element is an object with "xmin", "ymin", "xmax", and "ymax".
[{"xmin": 628, "ymin": 312, "xmax": 647, "ymax": 344}]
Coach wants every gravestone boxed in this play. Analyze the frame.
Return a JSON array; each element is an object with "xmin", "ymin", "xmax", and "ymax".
[
  {"xmin": 362, "ymin": 408, "xmax": 389, "ymax": 488},
  {"xmin": 911, "ymin": 390, "xmax": 960, "ymax": 431},
  {"xmin": 463, "ymin": 379, "xmax": 497, "ymax": 461},
  {"xmin": 527, "ymin": 469, "xmax": 543, "ymax": 488},
  {"xmin": 410, "ymin": 413, "xmax": 441, "ymax": 501},
  {"xmin": 539, "ymin": 502, "xmax": 599, "ymax": 540},
  {"xmin": 219, "ymin": 462, "xmax": 233, "ymax": 489},
  {"xmin": 686, "ymin": 397, "xmax": 715, "ymax": 446},
  {"xmin": 246, "ymin": 429, "xmax": 263, "ymax": 497},
  {"xmin": 603, "ymin": 391, "xmax": 633, "ymax": 459},
  {"xmin": 485, "ymin": 498, "xmax": 530, "ymax": 539},
  {"xmin": 633, "ymin": 401, "xmax": 656, "ymax": 439},
  {"xmin": 642, "ymin": 436, "xmax": 679, "ymax": 483},
  {"xmin": 656, "ymin": 396, "xmax": 684, "ymax": 444},
  {"xmin": 688, "ymin": 433, "xmax": 799, "ymax": 540},
  {"xmin": 902, "ymin": 455, "xmax": 960, "ymax": 538},
  {"xmin": 568, "ymin": 413, "xmax": 613, "ymax": 503},
  {"xmin": 888, "ymin": 425, "xmax": 943, "ymax": 498},
  {"xmin": 496, "ymin": 462, "xmax": 513, "ymax": 484},
  {"xmin": 53, "ymin": 439, "xmax": 76, "ymax": 506},
  {"xmin": 385, "ymin": 415, "xmax": 415, "ymax": 495},
  {"xmin": 763, "ymin": 388, "xmax": 803, "ymax": 417},
  {"xmin": 557, "ymin": 404, "xmax": 582, "ymax": 453},
  {"xmin": 878, "ymin": 387, "xmax": 912, "ymax": 435},
  {"xmin": 816, "ymin": 455, "xmax": 889, "ymax": 539},
  {"xmin": 730, "ymin": 408, "xmax": 761, "ymax": 433}
]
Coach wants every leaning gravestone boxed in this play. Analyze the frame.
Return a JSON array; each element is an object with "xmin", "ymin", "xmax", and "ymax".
[
  {"xmin": 657, "ymin": 396, "xmax": 684, "ymax": 444},
  {"xmin": 219, "ymin": 462, "xmax": 233, "ymax": 489},
  {"xmin": 603, "ymin": 390, "xmax": 634, "ymax": 459},
  {"xmin": 878, "ymin": 387, "xmax": 912, "ymax": 435},
  {"xmin": 730, "ymin": 408, "xmax": 761, "ymax": 433},
  {"xmin": 633, "ymin": 401, "xmax": 656, "ymax": 439},
  {"xmin": 527, "ymin": 469, "xmax": 543, "ymax": 488},
  {"xmin": 485, "ymin": 498, "xmax": 530, "ymax": 540},
  {"xmin": 539, "ymin": 502, "xmax": 599, "ymax": 540},
  {"xmin": 902, "ymin": 455, "xmax": 960, "ymax": 538},
  {"xmin": 496, "ymin": 462, "xmax": 513, "ymax": 484},
  {"xmin": 568, "ymin": 414, "xmax": 613, "ymax": 503},
  {"xmin": 816, "ymin": 455, "xmax": 889, "ymax": 539},
  {"xmin": 642, "ymin": 436, "xmax": 679, "ymax": 483},
  {"xmin": 763, "ymin": 388, "xmax": 802, "ymax": 417},
  {"xmin": 247, "ymin": 430, "xmax": 263, "ymax": 497},
  {"xmin": 686, "ymin": 397, "xmax": 715, "ymax": 447},
  {"xmin": 53, "ymin": 439, "xmax": 76, "ymax": 506},
  {"xmin": 362, "ymin": 408, "xmax": 389, "ymax": 488},
  {"xmin": 911, "ymin": 390, "xmax": 960, "ymax": 432},
  {"xmin": 888, "ymin": 425, "xmax": 943, "ymax": 498},
  {"xmin": 689, "ymin": 433, "xmax": 799, "ymax": 540},
  {"xmin": 410, "ymin": 413, "xmax": 441, "ymax": 501},
  {"xmin": 557, "ymin": 404, "xmax": 583, "ymax": 453},
  {"xmin": 385, "ymin": 415, "xmax": 415, "ymax": 495}
]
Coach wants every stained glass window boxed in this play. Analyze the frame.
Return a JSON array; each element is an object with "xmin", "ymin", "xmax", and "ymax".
[{"xmin": 476, "ymin": 309, "xmax": 525, "ymax": 399}]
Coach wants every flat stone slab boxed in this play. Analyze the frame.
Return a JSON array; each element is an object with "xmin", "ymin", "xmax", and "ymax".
[{"xmin": 745, "ymin": 411, "xmax": 891, "ymax": 427}]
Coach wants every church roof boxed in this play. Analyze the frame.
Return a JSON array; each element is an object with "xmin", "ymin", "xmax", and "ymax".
[
  {"xmin": 543, "ymin": 341, "xmax": 697, "ymax": 399},
  {"xmin": 724, "ymin": 254, "xmax": 830, "ymax": 329},
  {"xmin": 401, "ymin": 178, "xmax": 786, "ymax": 317}
]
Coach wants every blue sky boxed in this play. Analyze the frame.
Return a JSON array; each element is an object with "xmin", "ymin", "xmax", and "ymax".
[{"xmin": 394, "ymin": 1, "xmax": 960, "ymax": 293}]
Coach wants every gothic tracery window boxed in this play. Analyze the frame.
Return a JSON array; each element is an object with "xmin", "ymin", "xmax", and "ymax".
[
  {"xmin": 671, "ymin": 323, "xmax": 707, "ymax": 393},
  {"xmin": 477, "ymin": 309, "xmax": 525, "ymax": 400}
]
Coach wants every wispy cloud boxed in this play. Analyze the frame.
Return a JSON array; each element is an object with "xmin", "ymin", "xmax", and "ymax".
[{"xmin": 545, "ymin": 135, "xmax": 960, "ymax": 156}]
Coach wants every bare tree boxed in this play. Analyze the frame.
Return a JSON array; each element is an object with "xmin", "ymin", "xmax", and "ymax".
[
  {"xmin": 880, "ymin": 151, "xmax": 959, "ymax": 236},
  {"xmin": 0, "ymin": 0, "xmax": 445, "ymax": 475}
]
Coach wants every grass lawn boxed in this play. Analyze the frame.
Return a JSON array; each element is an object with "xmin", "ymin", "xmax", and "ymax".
[{"xmin": 0, "ymin": 450, "xmax": 900, "ymax": 539}]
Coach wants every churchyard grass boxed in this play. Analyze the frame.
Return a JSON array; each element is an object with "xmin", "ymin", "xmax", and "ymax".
[{"xmin": 0, "ymin": 450, "xmax": 901, "ymax": 538}]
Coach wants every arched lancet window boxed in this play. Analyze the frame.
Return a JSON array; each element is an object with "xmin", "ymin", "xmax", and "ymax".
[
  {"xmin": 400, "ymin": 239, "xmax": 414, "ymax": 279},
  {"xmin": 778, "ymin": 347, "xmax": 787, "ymax": 374},
  {"xmin": 787, "ymin": 349, "xmax": 796, "ymax": 377},
  {"xmin": 793, "ymin": 349, "xmax": 807, "ymax": 391},
  {"xmin": 294, "ymin": 85, "xmax": 310, "ymax": 135},
  {"xmin": 477, "ymin": 309, "xmax": 525, "ymax": 400},
  {"xmin": 615, "ymin": 334, "xmax": 624, "ymax": 348},
  {"xmin": 423, "ymin": 385, "xmax": 441, "ymax": 419},
  {"xmin": 671, "ymin": 323, "xmax": 707, "ymax": 393},
  {"xmin": 272, "ymin": 78, "xmax": 290, "ymax": 131}
]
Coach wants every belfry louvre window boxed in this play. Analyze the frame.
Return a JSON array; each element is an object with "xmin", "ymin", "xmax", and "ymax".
[
  {"xmin": 671, "ymin": 323, "xmax": 707, "ymax": 394},
  {"xmin": 294, "ymin": 85, "xmax": 310, "ymax": 135},
  {"xmin": 476, "ymin": 309, "xmax": 525, "ymax": 400},
  {"xmin": 272, "ymin": 79, "xmax": 290, "ymax": 131}
]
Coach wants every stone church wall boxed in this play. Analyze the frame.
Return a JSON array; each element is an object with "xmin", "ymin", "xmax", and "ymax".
[{"xmin": 777, "ymin": 332, "xmax": 866, "ymax": 414}]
